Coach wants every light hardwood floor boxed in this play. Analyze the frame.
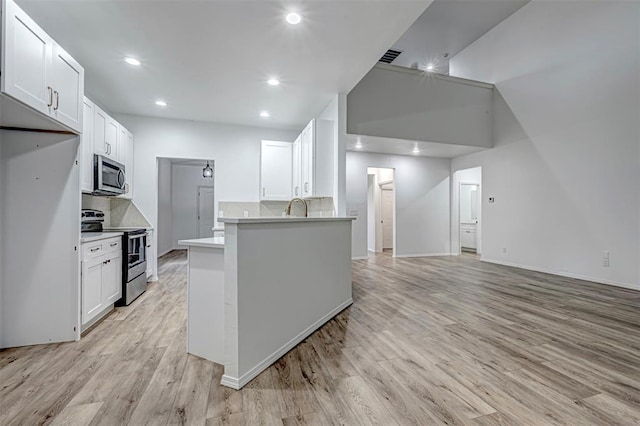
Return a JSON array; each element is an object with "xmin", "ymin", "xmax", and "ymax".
[{"xmin": 2, "ymin": 251, "xmax": 640, "ymax": 425}]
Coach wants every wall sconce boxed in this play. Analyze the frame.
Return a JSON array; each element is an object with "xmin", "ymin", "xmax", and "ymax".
[{"xmin": 203, "ymin": 161, "xmax": 213, "ymax": 178}]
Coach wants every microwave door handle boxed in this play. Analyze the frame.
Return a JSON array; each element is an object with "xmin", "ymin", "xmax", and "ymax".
[{"xmin": 117, "ymin": 169, "xmax": 125, "ymax": 189}]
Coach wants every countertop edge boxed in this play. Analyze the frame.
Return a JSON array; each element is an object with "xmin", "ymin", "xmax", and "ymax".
[
  {"xmin": 178, "ymin": 237, "xmax": 225, "ymax": 249},
  {"xmin": 218, "ymin": 217, "xmax": 356, "ymax": 224}
]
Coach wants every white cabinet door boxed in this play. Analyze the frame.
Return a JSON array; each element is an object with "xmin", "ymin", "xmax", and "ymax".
[
  {"xmin": 81, "ymin": 257, "xmax": 103, "ymax": 325},
  {"xmin": 50, "ymin": 43, "xmax": 83, "ymax": 132},
  {"xmin": 260, "ymin": 141, "xmax": 292, "ymax": 201},
  {"xmin": 117, "ymin": 127, "xmax": 134, "ymax": 198},
  {"xmin": 1, "ymin": 0, "xmax": 54, "ymax": 117},
  {"xmin": 102, "ymin": 252, "xmax": 122, "ymax": 305},
  {"xmin": 126, "ymin": 131, "xmax": 134, "ymax": 197},
  {"xmin": 93, "ymin": 106, "xmax": 108, "ymax": 156},
  {"xmin": 300, "ymin": 121, "xmax": 314, "ymax": 197},
  {"xmin": 292, "ymin": 136, "xmax": 301, "ymax": 198},
  {"xmin": 80, "ymin": 97, "xmax": 94, "ymax": 193},
  {"xmin": 93, "ymin": 106, "xmax": 118, "ymax": 160}
]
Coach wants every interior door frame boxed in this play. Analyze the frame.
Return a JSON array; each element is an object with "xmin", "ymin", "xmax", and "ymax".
[
  {"xmin": 458, "ymin": 181, "xmax": 481, "ymax": 255},
  {"xmin": 197, "ymin": 185, "xmax": 215, "ymax": 238}
]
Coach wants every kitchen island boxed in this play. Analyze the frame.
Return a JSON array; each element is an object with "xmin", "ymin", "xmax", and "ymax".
[{"xmin": 179, "ymin": 217, "xmax": 354, "ymax": 390}]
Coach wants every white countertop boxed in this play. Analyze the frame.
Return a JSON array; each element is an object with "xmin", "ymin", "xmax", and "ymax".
[
  {"xmin": 81, "ymin": 232, "xmax": 124, "ymax": 243},
  {"xmin": 218, "ymin": 216, "xmax": 356, "ymax": 224},
  {"xmin": 178, "ymin": 237, "xmax": 225, "ymax": 249}
]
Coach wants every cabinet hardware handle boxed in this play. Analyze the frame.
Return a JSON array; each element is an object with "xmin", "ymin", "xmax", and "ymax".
[
  {"xmin": 54, "ymin": 90, "xmax": 59, "ymax": 110},
  {"xmin": 295, "ymin": 187, "xmax": 299, "ymax": 196},
  {"xmin": 110, "ymin": 242, "xmax": 118, "ymax": 247},
  {"xmin": 103, "ymin": 260, "xmax": 108, "ymax": 264},
  {"xmin": 304, "ymin": 182, "xmax": 309, "ymax": 192},
  {"xmin": 262, "ymin": 188, "xmax": 265, "ymax": 197},
  {"xmin": 90, "ymin": 247, "xmax": 100, "ymax": 252},
  {"xmin": 47, "ymin": 87, "xmax": 53, "ymax": 107}
]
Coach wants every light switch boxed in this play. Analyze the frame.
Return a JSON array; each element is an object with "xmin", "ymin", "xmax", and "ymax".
[{"xmin": 243, "ymin": 211, "xmax": 249, "ymax": 217}]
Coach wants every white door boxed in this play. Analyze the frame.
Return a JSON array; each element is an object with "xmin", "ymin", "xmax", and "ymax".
[
  {"xmin": 261, "ymin": 141, "xmax": 292, "ymax": 200},
  {"xmin": 198, "ymin": 187, "xmax": 215, "ymax": 238},
  {"xmin": 80, "ymin": 98, "xmax": 94, "ymax": 193},
  {"xmin": 2, "ymin": 0, "xmax": 54, "ymax": 117},
  {"xmin": 382, "ymin": 188, "xmax": 394, "ymax": 249},
  {"xmin": 82, "ymin": 258, "xmax": 103, "ymax": 324},
  {"xmin": 50, "ymin": 43, "xmax": 84, "ymax": 132},
  {"xmin": 103, "ymin": 253, "xmax": 122, "ymax": 305}
]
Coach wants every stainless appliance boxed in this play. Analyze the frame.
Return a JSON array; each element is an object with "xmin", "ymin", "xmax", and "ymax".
[
  {"xmin": 94, "ymin": 154, "xmax": 126, "ymax": 196},
  {"xmin": 115, "ymin": 228, "xmax": 148, "ymax": 306},
  {"xmin": 81, "ymin": 209, "xmax": 148, "ymax": 305}
]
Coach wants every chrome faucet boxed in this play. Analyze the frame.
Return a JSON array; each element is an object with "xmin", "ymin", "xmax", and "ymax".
[{"xmin": 286, "ymin": 198, "xmax": 308, "ymax": 217}]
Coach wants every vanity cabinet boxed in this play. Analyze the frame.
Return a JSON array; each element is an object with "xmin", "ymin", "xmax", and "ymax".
[
  {"xmin": 460, "ymin": 223, "xmax": 477, "ymax": 250},
  {"xmin": 1, "ymin": 0, "xmax": 84, "ymax": 133},
  {"xmin": 81, "ymin": 236, "xmax": 122, "ymax": 327}
]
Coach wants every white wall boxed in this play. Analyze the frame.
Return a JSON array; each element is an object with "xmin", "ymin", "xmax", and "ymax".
[
  {"xmin": 451, "ymin": 167, "xmax": 481, "ymax": 254},
  {"xmin": 157, "ymin": 158, "xmax": 173, "ymax": 256},
  {"xmin": 347, "ymin": 152, "xmax": 451, "ymax": 258},
  {"xmin": 347, "ymin": 64, "xmax": 494, "ymax": 147},
  {"xmin": 114, "ymin": 115, "xmax": 298, "ymax": 275},
  {"xmin": 450, "ymin": 1, "xmax": 640, "ymax": 289}
]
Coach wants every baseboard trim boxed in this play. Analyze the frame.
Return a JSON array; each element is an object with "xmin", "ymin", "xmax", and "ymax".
[
  {"xmin": 221, "ymin": 298, "xmax": 353, "ymax": 390},
  {"xmin": 482, "ymin": 258, "xmax": 639, "ymax": 291},
  {"xmin": 393, "ymin": 253, "xmax": 452, "ymax": 258},
  {"xmin": 352, "ymin": 256, "xmax": 369, "ymax": 260}
]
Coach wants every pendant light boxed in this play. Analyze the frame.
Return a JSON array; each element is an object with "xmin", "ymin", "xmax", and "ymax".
[{"xmin": 203, "ymin": 161, "xmax": 213, "ymax": 178}]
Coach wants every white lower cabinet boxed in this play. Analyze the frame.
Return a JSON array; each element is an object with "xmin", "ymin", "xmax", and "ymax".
[
  {"xmin": 81, "ymin": 237, "xmax": 122, "ymax": 326},
  {"xmin": 146, "ymin": 230, "xmax": 154, "ymax": 281}
]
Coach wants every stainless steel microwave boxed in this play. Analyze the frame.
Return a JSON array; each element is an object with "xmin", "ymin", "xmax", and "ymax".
[{"xmin": 94, "ymin": 154, "xmax": 126, "ymax": 196}]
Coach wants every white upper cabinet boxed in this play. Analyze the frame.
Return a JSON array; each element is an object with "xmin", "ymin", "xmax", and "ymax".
[
  {"xmin": 1, "ymin": 0, "xmax": 84, "ymax": 133},
  {"xmin": 298, "ymin": 119, "xmax": 334, "ymax": 198},
  {"xmin": 118, "ymin": 126, "xmax": 134, "ymax": 199},
  {"xmin": 80, "ymin": 97, "xmax": 95, "ymax": 193},
  {"xmin": 50, "ymin": 44, "xmax": 84, "ymax": 130},
  {"xmin": 93, "ymin": 104, "xmax": 119, "ymax": 161},
  {"xmin": 81, "ymin": 96, "xmax": 134, "ymax": 196},
  {"xmin": 260, "ymin": 140, "xmax": 292, "ymax": 201},
  {"xmin": 292, "ymin": 136, "xmax": 301, "ymax": 198}
]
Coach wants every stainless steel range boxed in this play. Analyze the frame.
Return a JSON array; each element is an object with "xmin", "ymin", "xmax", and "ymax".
[{"xmin": 81, "ymin": 209, "xmax": 148, "ymax": 305}]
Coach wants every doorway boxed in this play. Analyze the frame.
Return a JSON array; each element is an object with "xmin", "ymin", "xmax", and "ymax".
[
  {"xmin": 157, "ymin": 157, "xmax": 215, "ymax": 256},
  {"xmin": 459, "ymin": 183, "xmax": 479, "ymax": 253},
  {"xmin": 366, "ymin": 167, "xmax": 395, "ymax": 255},
  {"xmin": 198, "ymin": 186, "xmax": 215, "ymax": 238}
]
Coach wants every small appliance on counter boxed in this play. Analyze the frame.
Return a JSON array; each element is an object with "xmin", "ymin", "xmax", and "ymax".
[{"xmin": 81, "ymin": 209, "xmax": 148, "ymax": 305}]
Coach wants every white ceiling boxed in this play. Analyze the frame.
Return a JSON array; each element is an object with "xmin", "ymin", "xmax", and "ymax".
[
  {"xmin": 347, "ymin": 134, "xmax": 487, "ymax": 158},
  {"xmin": 18, "ymin": 0, "xmax": 430, "ymax": 131},
  {"xmin": 388, "ymin": 0, "xmax": 529, "ymax": 74}
]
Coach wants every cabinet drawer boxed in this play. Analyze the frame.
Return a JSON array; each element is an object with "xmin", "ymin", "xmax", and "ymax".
[
  {"xmin": 103, "ymin": 238, "xmax": 121, "ymax": 254},
  {"xmin": 82, "ymin": 242, "xmax": 104, "ymax": 261}
]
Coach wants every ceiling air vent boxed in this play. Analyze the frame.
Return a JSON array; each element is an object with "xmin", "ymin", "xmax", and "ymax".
[{"xmin": 379, "ymin": 49, "xmax": 402, "ymax": 64}]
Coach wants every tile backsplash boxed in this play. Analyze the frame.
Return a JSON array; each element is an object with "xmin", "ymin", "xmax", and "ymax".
[{"xmin": 219, "ymin": 197, "xmax": 335, "ymax": 221}]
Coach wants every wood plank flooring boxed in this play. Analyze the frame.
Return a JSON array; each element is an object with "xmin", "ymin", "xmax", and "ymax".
[{"xmin": 2, "ymin": 250, "xmax": 640, "ymax": 425}]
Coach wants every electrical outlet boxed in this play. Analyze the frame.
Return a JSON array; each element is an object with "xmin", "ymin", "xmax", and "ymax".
[
  {"xmin": 243, "ymin": 211, "xmax": 249, "ymax": 218},
  {"xmin": 603, "ymin": 251, "xmax": 610, "ymax": 267},
  {"xmin": 502, "ymin": 247, "xmax": 507, "ymax": 254}
]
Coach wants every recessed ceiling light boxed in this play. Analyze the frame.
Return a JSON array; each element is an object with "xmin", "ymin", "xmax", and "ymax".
[
  {"xmin": 286, "ymin": 12, "xmax": 302, "ymax": 25},
  {"xmin": 155, "ymin": 100, "xmax": 167, "ymax": 107},
  {"xmin": 426, "ymin": 64, "xmax": 434, "ymax": 71},
  {"xmin": 412, "ymin": 147, "xmax": 420, "ymax": 154},
  {"xmin": 355, "ymin": 142, "xmax": 363, "ymax": 150},
  {"xmin": 260, "ymin": 111, "xmax": 270, "ymax": 118},
  {"xmin": 267, "ymin": 78, "xmax": 280, "ymax": 86},
  {"xmin": 124, "ymin": 57, "xmax": 141, "ymax": 66}
]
